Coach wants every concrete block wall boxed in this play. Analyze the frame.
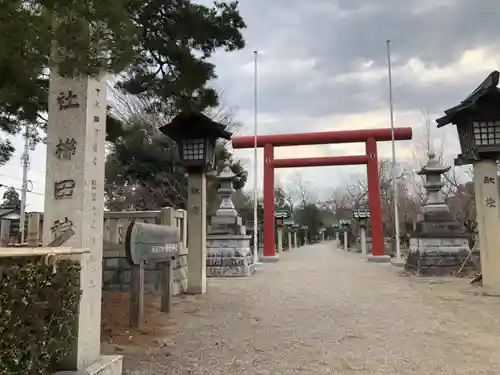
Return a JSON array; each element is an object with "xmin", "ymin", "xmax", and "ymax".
[{"xmin": 28, "ymin": 207, "xmax": 188, "ymax": 296}]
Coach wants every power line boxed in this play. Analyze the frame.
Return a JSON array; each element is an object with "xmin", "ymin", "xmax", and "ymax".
[
  {"xmin": 0, "ymin": 173, "xmax": 24, "ymax": 181},
  {"xmin": 0, "ymin": 183, "xmax": 44, "ymax": 196}
]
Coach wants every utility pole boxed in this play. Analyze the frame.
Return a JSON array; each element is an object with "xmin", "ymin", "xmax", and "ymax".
[
  {"xmin": 253, "ymin": 50, "xmax": 260, "ymax": 265},
  {"xmin": 386, "ymin": 39, "xmax": 402, "ymax": 264},
  {"xmin": 19, "ymin": 126, "xmax": 30, "ymax": 244}
]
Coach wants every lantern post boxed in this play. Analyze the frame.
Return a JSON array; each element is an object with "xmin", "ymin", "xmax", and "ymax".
[
  {"xmin": 159, "ymin": 109, "xmax": 232, "ymax": 294},
  {"xmin": 333, "ymin": 222, "xmax": 340, "ymax": 247},
  {"xmin": 353, "ymin": 208, "xmax": 370, "ymax": 257},
  {"xmin": 292, "ymin": 223, "xmax": 299, "ymax": 248},
  {"xmin": 437, "ymin": 70, "xmax": 500, "ymax": 296}
]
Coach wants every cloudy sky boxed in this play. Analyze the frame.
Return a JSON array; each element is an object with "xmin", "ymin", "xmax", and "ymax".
[{"xmin": 1, "ymin": 0, "xmax": 499, "ymax": 211}]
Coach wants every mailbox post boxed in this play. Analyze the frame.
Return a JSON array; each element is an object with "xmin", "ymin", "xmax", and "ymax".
[
  {"xmin": 125, "ymin": 221, "xmax": 180, "ymax": 327},
  {"xmin": 353, "ymin": 208, "xmax": 370, "ymax": 257},
  {"xmin": 437, "ymin": 71, "xmax": 500, "ymax": 295},
  {"xmin": 159, "ymin": 109, "xmax": 232, "ymax": 294}
]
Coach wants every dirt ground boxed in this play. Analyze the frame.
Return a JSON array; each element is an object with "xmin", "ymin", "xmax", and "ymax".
[{"xmin": 101, "ymin": 243, "xmax": 500, "ymax": 375}]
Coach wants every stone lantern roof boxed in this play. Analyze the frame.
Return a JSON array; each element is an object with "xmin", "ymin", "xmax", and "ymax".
[
  {"xmin": 218, "ymin": 160, "xmax": 237, "ymax": 181},
  {"xmin": 418, "ymin": 151, "xmax": 450, "ymax": 175}
]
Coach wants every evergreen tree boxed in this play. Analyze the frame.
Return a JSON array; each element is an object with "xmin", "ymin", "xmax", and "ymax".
[
  {"xmin": 0, "ymin": 187, "xmax": 20, "ymax": 208},
  {"xmin": 0, "ymin": 0, "xmax": 245, "ymax": 159}
]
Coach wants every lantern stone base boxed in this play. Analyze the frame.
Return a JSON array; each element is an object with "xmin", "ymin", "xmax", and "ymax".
[
  {"xmin": 260, "ymin": 254, "xmax": 280, "ymax": 263},
  {"xmin": 206, "ymin": 235, "xmax": 255, "ymax": 277},
  {"xmin": 53, "ymin": 355, "xmax": 122, "ymax": 375},
  {"xmin": 405, "ymin": 237, "xmax": 475, "ymax": 276}
]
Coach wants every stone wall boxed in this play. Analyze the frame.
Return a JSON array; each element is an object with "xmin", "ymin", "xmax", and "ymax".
[
  {"xmin": 405, "ymin": 248, "xmax": 479, "ymax": 276},
  {"xmin": 13, "ymin": 208, "xmax": 189, "ymax": 295},
  {"xmin": 102, "ymin": 249, "xmax": 188, "ymax": 295}
]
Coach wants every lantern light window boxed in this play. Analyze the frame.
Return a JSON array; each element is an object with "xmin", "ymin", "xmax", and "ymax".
[
  {"xmin": 182, "ymin": 139, "xmax": 205, "ymax": 160},
  {"xmin": 473, "ymin": 121, "xmax": 500, "ymax": 146}
]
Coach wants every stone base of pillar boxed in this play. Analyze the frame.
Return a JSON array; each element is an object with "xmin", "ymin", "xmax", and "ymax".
[
  {"xmin": 366, "ymin": 255, "xmax": 391, "ymax": 263},
  {"xmin": 405, "ymin": 243, "xmax": 476, "ymax": 277},
  {"xmin": 206, "ymin": 234, "xmax": 255, "ymax": 277},
  {"xmin": 260, "ymin": 255, "xmax": 280, "ymax": 263},
  {"xmin": 207, "ymin": 263, "xmax": 255, "ymax": 277},
  {"xmin": 53, "ymin": 355, "xmax": 122, "ymax": 375},
  {"xmin": 483, "ymin": 284, "xmax": 500, "ymax": 296}
]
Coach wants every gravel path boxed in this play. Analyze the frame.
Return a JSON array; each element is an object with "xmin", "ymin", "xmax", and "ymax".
[{"xmin": 119, "ymin": 243, "xmax": 500, "ymax": 375}]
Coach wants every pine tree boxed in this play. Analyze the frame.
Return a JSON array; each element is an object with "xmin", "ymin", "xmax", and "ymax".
[{"xmin": 0, "ymin": 0, "xmax": 245, "ymax": 160}]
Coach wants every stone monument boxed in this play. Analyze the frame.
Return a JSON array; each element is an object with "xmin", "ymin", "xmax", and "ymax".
[
  {"xmin": 206, "ymin": 162, "xmax": 255, "ymax": 277},
  {"xmin": 46, "ymin": 72, "xmax": 122, "ymax": 373},
  {"xmin": 405, "ymin": 151, "xmax": 473, "ymax": 276}
]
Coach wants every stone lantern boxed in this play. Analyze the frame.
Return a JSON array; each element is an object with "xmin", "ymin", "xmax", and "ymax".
[
  {"xmin": 436, "ymin": 71, "xmax": 500, "ymax": 294},
  {"xmin": 159, "ymin": 109, "xmax": 232, "ymax": 170},
  {"xmin": 417, "ymin": 151, "xmax": 450, "ymax": 211},
  {"xmin": 353, "ymin": 208, "xmax": 370, "ymax": 256},
  {"xmin": 205, "ymin": 162, "xmax": 254, "ymax": 277},
  {"xmin": 405, "ymin": 151, "xmax": 471, "ymax": 277},
  {"xmin": 159, "ymin": 108, "xmax": 232, "ymax": 294}
]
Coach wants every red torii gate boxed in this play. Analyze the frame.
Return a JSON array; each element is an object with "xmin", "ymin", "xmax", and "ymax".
[{"xmin": 232, "ymin": 127, "xmax": 413, "ymax": 260}]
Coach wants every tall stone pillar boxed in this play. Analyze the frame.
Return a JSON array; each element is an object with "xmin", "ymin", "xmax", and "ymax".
[
  {"xmin": 44, "ymin": 74, "xmax": 121, "ymax": 372},
  {"xmin": 473, "ymin": 160, "xmax": 500, "ymax": 295},
  {"xmin": 293, "ymin": 231, "xmax": 298, "ymax": 248},
  {"xmin": 288, "ymin": 230, "xmax": 292, "ymax": 251},
  {"xmin": 343, "ymin": 231, "xmax": 348, "ymax": 251},
  {"xmin": 187, "ymin": 173, "xmax": 207, "ymax": 293}
]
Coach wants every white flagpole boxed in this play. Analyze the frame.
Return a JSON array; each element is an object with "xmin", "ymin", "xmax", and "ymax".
[
  {"xmin": 386, "ymin": 39, "xmax": 401, "ymax": 263},
  {"xmin": 253, "ymin": 50, "xmax": 260, "ymax": 265}
]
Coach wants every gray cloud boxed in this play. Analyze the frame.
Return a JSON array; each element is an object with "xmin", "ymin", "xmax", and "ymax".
[{"xmin": 210, "ymin": 0, "xmax": 500, "ymax": 127}]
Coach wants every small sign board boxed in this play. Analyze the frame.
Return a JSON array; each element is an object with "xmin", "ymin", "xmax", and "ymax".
[
  {"xmin": 125, "ymin": 221, "xmax": 181, "ymax": 265},
  {"xmin": 284, "ymin": 220, "xmax": 294, "ymax": 226},
  {"xmin": 275, "ymin": 209, "xmax": 290, "ymax": 219},
  {"xmin": 353, "ymin": 208, "xmax": 370, "ymax": 220}
]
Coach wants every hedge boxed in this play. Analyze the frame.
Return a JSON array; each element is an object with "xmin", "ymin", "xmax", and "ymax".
[{"xmin": 0, "ymin": 257, "xmax": 81, "ymax": 375}]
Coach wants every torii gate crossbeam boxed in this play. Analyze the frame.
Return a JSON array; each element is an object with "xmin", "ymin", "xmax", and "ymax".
[{"xmin": 232, "ymin": 127, "xmax": 412, "ymax": 261}]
